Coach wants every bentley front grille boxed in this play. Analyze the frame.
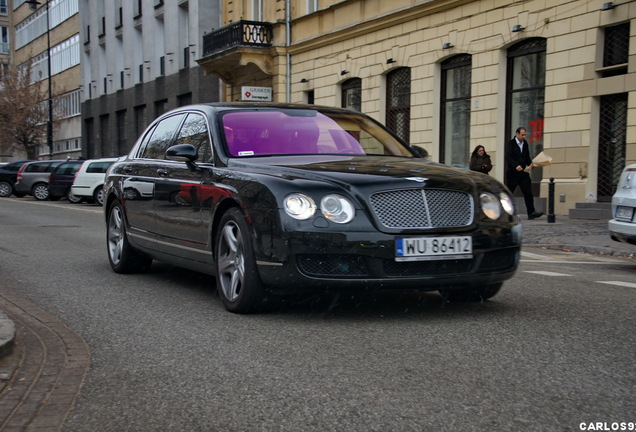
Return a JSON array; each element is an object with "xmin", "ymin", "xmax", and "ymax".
[{"xmin": 370, "ymin": 189, "xmax": 473, "ymax": 229}]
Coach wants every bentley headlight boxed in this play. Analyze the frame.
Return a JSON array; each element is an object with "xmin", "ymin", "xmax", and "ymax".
[
  {"xmin": 320, "ymin": 194, "xmax": 355, "ymax": 223},
  {"xmin": 500, "ymin": 192, "xmax": 515, "ymax": 216},
  {"xmin": 480, "ymin": 192, "xmax": 501, "ymax": 220},
  {"xmin": 284, "ymin": 193, "xmax": 316, "ymax": 220}
]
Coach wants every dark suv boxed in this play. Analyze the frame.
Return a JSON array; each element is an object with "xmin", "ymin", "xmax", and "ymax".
[
  {"xmin": 48, "ymin": 160, "xmax": 85, "ymax": 202},
  {"xmin": 0, "ymin": 160, "xmax": 30, "ymax": 197},
  {"xmin": 14, "ymin": 160, "xmax": 65, "ymax": 200}
]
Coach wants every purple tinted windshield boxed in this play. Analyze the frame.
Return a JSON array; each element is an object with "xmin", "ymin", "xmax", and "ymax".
[{"xmin": 222, "ymin": 110, "xmax": 366, "ymax": 157}]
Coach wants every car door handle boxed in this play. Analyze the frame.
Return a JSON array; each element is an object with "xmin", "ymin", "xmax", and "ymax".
[{"xmin": 157, "ymin": 169, "xmax": 169, "ymax": 177}]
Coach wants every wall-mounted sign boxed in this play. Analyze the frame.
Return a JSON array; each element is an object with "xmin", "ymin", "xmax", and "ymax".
[{"xmin": 241, "ymin": 86, "xmax": 272, "ymax": 101}]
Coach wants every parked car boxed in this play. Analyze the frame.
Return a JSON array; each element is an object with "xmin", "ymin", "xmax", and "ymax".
[
  {"xmin": 104, "ymin": 103, "xmax": 521, "ymax": 313},
  {"xmin": 609, "ymin": 163, "xmax": 636, "ymax": 245},
  {"xmin": 48, "ymin": 160, "xmax": 85, "ymax": 203},
  {"xmin": 0, "ymin": 160, "xmax": 31, "ymax": 197},
  {"xmin": 71, "ymin": 158, "xmax": 118, "ymax": 206},
  {"xmin": 14, "ymin": 160, "xmax": 65, "ymax": 200}
]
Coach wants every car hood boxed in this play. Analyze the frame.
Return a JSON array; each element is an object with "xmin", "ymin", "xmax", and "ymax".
[{"xmin": 227, "ymin": 155, "xmax": 502, "ymax": 192}]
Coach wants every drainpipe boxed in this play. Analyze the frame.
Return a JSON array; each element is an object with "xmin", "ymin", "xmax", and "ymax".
[{"xmin": 286, "ymin": 0, "xmax": 291, "ymax": 102}]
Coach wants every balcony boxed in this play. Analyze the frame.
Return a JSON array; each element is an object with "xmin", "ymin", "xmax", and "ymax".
[
  {"xmin": 202, "ymin": 20, "xmax": 273, "ymax": 56},
  {"xmin": 198, "ymin": 21, "xmax": 277, "ymax": 85}
]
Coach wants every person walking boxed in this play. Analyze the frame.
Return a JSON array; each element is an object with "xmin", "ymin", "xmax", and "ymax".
[
  {"xmin": 505, "ymin": 127, "xmax": 543, "ymax": 220},
  {"xmin": 469, "ymin": 145, "xmax": 492, "ymax": 174}
]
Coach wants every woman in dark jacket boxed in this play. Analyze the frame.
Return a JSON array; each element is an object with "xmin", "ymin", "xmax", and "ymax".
[{"xmin": 469, "ymin": 145, "xmax": 493, "ymax": 174}]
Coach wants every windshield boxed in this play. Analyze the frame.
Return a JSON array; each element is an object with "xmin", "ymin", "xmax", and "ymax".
[{"xmin": 221, "ymin": 109, "xmax": 413, "ymax": 158}]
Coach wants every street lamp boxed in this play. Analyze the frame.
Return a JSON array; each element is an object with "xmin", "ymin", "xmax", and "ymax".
[{"xmin": 25, "ymin": 0, "xmax": 53, "ymax": 160}]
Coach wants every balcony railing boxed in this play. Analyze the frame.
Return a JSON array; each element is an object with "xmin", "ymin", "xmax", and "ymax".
[{"xmin": 202, "ymin": 20, "xmax": 273, "ymax": 57}]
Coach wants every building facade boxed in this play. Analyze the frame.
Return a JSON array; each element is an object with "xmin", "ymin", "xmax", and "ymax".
[
  {"xmin": 199, "ymin": 0, "xmax": 636, "ymax": 215},
  {"xmin": 12, "ymin": 0, "xmax": 82, "ymax": 160},
  {"xmin": 80, "ymin": 0, "xmax": 221, "ymax": 159}
]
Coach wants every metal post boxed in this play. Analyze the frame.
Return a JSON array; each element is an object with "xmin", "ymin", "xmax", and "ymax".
[
  {"xmin": 46, "ymin": 1, "xmax": 53, "ymax": 160},
  {"xmin": 548, "ymin": 177, "xmax": 556, "ymax": 223}
]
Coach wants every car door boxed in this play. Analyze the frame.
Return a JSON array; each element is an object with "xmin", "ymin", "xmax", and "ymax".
[
  {"xmin": 153, "ymin": 112, "xmax": 215, "ymax": 262},
  {"xmin": 122, "ymin": 114, "xmax": 186, "ymax": 250}
]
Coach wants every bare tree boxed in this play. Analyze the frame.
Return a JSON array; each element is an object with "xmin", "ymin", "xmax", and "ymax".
[{"xmin": 0, "ymin": 62, "xmax": 49, "ymax": 160}]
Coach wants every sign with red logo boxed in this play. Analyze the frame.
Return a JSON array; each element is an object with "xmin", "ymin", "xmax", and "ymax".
[{"xmin": 241, "ymin": 86, "xmax": 272, "ymax": 101}]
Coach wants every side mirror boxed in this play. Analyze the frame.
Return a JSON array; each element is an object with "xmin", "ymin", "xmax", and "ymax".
[
  {"xmin": 166, "ymin": 144, "xmax": 201, "ymax": 171},
  {"xmin": 166, "ymin": 144, "xmax": 198, "ymax": 162}
]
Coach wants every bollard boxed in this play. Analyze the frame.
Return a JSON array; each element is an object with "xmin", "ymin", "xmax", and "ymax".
[{"xmin": 547, "ymin": 177, "xmax": 556, "ymax": 223}]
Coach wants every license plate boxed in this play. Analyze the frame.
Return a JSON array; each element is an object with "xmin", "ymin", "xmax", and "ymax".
[
  {"xmin": 395, "ymin": 236, "xmax": 472, "ymax": 262},
  {"xmin": 616, "ymin": 206, "xmax": 634, "ymax": 221}
]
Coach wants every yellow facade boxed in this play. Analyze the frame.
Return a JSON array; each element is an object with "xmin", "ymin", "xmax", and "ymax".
[{"xmin": 202, "ymin": 0, "xmax": 636, "ymax": 215}]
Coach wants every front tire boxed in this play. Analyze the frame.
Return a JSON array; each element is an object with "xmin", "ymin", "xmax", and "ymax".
[
  {"xmin": 215, "ymin": 207, "xmax": 265, "ymax": 313},
  {"xmin": 32, "ymin": 183, "xmax": 49, "ymax": 200},
  {"xmin": 441, "ymin": 283, "xmax": 502, "ymax": 302},
  {"xmin": 107, "ymin": 200, "xmax": 152, "ymax": 273}
]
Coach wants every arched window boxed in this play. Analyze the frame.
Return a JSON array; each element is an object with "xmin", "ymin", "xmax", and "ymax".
[
  {"xmin": 440, "ymin": 54, "xmax": 471, "ymax": 168},
  {"xmin": 386, "ymin": 68, "xmax": 411, "ymax": 144},
  {"xmin": 341, "ymin": 78, "xmax": 361, "ymax": 111},
  {"xmin": 506, "ymin": 38, "xmax": 546, "ymax": 184}
]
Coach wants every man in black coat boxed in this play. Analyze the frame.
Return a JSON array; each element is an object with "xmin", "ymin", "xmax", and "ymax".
[{"xmin": 505, "ymin": 127, "xmax": 543, "ymax": 220}]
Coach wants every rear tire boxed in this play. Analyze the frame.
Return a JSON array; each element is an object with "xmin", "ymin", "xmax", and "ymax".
[
  {"xmin": 32, "ymin": 183, "xmax": 49, "ymax": 200},
  {"xmin": 94, "ymin": 185, "xmax": 105, "ymax": 206},
  {"xmin": 0, "ymin": 181, "xmax": 11, "ymax": 197},
  {"xmin": 107, "ymin": 200, "xmax": 152, "ymax": 273},
  {"xmin": 215, "ymin": 207, "xmax": 265, "ymax": 313},
  {"xmin": 67, "ymin": 189, "xmax": 83, "ymax": 203},
  {"xmin": 440, "ymin": 283, "xmax": 502, "ymax": 302}
]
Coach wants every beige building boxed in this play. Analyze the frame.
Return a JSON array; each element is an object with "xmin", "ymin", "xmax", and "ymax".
[
  {"xmin": 12, "ymin": 0, "xmax": 81, "ymax": 160},
  {"xmin": 199, "ymin": 0, "xmax": 635, "ymax": 216}
]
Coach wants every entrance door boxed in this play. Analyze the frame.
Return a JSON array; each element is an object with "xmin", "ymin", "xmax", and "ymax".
[{"xmin": 598, "ymin": 93, "xmax": 627, "ymax": 201}]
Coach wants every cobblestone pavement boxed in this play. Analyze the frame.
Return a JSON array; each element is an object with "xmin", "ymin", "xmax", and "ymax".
[
  {"xmin": 0, "ymin": 285, "xmax": 89, "ymax": 431},
  {"xmin": 0, "ymin": 215, "xmax": 632, "ymax": 431}
]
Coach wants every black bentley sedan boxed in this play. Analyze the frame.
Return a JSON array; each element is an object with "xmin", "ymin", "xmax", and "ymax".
[{"xmin": 104, "ymin": 103, "xmax": 521, "ymax": 313}]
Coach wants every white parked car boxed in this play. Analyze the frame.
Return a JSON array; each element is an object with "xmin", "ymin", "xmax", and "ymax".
[
  {"xmin": 71, "ymin": 158, "xmax": 118, "ymax": 206},
  {"xmin": 609, "ymin": 163, "xmax": 636, "ymax": 245}
]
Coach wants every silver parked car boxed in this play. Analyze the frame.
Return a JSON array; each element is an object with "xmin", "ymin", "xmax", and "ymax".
[
  {"xmin": 609, "ymin": 163, "xmax": 636, "ymax": 245},
  {"xmin": 14, "ymin": 160, "xmax": 65, "ymax": 200}
]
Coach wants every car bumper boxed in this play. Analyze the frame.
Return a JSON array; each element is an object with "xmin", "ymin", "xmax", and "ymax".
[
  {"xmin": 256, "ymin": 224, "xmax": 522, "ymax": 292},
  {"xmin": 609, "ymin": 219, "xmax": 636, "ymax": 245}
]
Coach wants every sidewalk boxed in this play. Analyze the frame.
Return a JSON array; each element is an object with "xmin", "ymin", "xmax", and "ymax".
[{"xmin": 520, "ymin": 214, "xmax": 636, "ymax": 258}]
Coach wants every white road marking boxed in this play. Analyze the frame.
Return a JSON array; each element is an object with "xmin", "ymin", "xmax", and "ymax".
[
  {"xmin": 596, "ymin": 281, "xmax": 636, "ymax": 288},
  {"xmin": 524, "ymin": 270, "xmax": 572, "ymax": 277}
]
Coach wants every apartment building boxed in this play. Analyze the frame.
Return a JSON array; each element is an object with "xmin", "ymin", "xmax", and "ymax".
[
  {"xmin": 199, "ymin": 0, "xmax": 635, "ymax": 215},
  {"xmin": 80, "ymin": 0, "xmax": 221, "ymax": 159},
  {"xmin": 11, "ymin": 0, "xmax": 81, "ymax": 160}
]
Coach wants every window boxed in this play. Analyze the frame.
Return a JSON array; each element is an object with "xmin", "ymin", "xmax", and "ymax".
[
  {"xmin": 50, "ymin": 34, "xmax": 80, "ymax": 75},
  {"xmin": 141, "ymin": 114, "xmax": 185, "ymax": 159},
  {"xmin": 155, "ymin": 99, "xmax": 168, "ymax": 117},
  {"xmin": 306, "ymin": 90, "xmax": 314, "ymax": 105},
  {"xmin": 307, "ymin": 0, "xmax": 319, "ymax": 13},
  {"xmin": 173, "ymin": 114, "xmax": 211, "ymax": 161},
  {"xmin": 134, "ymin": 104, "xmax": 146, "ymax": 137},
  {"xmin": 116, "ymin": 109, "xmax": 127, "ymax": 155},
  {"xmin": 0, "ymin": 27, "xmax": 8, "ymax": 54},
  {"xmin": 133, "ymin": 0, "xmax": 142, "ymax": 18},
  {"xmin": 177, "ymin": 93, "xmax": 192, "ymax": 107},
  {"xmin": 506, "ymin": 38, "xmax": 546, "ymax": 183},
  {"xmin": 341, "ymin": 78, "xmax": 361, "ymax": 112},
  {"xmin": 15, "ymin": 0, "xmax": 79, "ymax": 49},
  {"xmin": 55, "ymin": 89, "xmax": 81, "ymax": 119},
  {"xmin": 0, "ymin": 0, "xmax": 7, "ymax": 15},
  {"xmin": 386, "ymin": 68, "xmax": 411, "ymax": 144},
  {"xmin": 441, "ymin": 54, "xmax": 471, "ymax": 168},
  {"xmin": 602, "ymin": 22, "xmax": 629, "ymax": 77}
]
